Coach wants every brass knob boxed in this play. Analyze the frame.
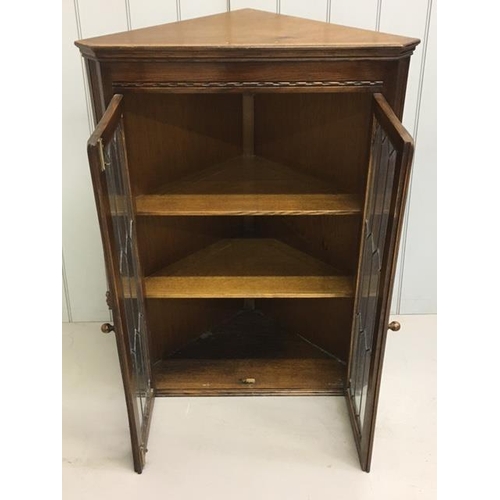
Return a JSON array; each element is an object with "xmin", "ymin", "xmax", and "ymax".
[
  {"xmin": 240, "ymin": 378, "xmax": 256, "ymax": 384},
  {"xmin": 388, "ymin": 321, "xmax": 401, "ymax": 332},
  {"xmin": 101, "ymin": 323, "xmax": 115, "ymax": 334}
]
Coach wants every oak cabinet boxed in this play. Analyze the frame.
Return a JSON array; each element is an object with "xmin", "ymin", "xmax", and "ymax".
[{"xmin": 75, "ymin": 9, "xmax": 418, "ymax": 473}]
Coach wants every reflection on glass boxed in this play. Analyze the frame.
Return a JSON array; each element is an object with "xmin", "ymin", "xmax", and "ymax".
[
  {"xmin": 350, "ymin": 119, "xmax": 398, "ymax": 432},
  {"xmin": 103, "ymin": 125, "xmax": 152, "ymax": 434}
]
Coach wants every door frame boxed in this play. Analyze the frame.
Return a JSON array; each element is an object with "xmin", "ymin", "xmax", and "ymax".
[
  {"xmin": 345, "ymin": 93, "xmax": 414, "ymax": 472},
  {"xmin": 87, "ymin": 94, "xmax": 155, "ymax": 473}
]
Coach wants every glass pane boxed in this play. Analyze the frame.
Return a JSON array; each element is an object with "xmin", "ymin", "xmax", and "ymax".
[
  {"xmin": 103, "ymin": 123, "xmax": 152, "ymax": 434},
  {"xmin": 353, "ymin": 327, "xmax": 365, "ymax": 414},
  {"xmin": 349, "ymin": 118, "xmax": 399, "ymax": 432}
]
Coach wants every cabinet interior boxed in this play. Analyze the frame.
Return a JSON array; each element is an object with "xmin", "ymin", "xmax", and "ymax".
[{"xmin": 122, "ymin": 91, "xmax": 372, "ymax": 395}]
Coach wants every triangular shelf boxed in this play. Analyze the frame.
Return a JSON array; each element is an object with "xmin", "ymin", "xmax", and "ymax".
[
  {"xmin": 135, "ymin": 155, "xmax": 361, "ymax": 216},
  {"xmin": 144, "ymin": 238, "xmax": 354, "ymax": 298}
]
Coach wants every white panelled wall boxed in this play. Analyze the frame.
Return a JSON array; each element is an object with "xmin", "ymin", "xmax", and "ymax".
[{"xmin": 62, "ymin": 0, "xmax": 436, "ymax": 322}]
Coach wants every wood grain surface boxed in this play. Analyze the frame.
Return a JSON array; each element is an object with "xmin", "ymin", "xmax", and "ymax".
[
  {"xmin": 144, "ymin": 239, "xmax": 354, "ymax": 298},
  {"xmin": 154, "ymin": 359, "xmax": 345, "ymax": 396},
  {"xmin": 136, "ymin": 155, "xmax": 361, "ymax": 216},
  {"xmin": 75, "ymin": 9, "xmax": 419, "ymax": 60}
]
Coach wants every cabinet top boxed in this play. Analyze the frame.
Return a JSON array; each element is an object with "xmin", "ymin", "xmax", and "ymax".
[{"xmin": 75, "ymin": 9, "xmax": 419, "ymax": 61}]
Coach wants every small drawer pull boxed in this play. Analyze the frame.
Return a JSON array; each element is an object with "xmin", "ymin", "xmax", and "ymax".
[
  {"xmin": 240, "ymin": 378, "xmax": 256, "ymax": 384},
  {"xmin": 388, "ymin": 321, "xmax": 401, "ymax": 332},
  {"xmin": 101, "ymin": 323, "xmax": 115, "ymax": 334}
]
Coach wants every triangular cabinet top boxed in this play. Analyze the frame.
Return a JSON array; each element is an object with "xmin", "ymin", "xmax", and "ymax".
[{"xmin": 75, "ymin": 9, "xmax": 419, "ymax": 60}]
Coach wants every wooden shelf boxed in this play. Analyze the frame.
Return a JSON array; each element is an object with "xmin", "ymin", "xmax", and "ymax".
[
  {"xmin": 144, "ymin": 239, "xmax": 354, "ymax": 298},
  {"xmin": 154, "ymin": 309, "xmax": 346, "ymax": 396},
  {"xmin": 135, "ymin": 155, "xmax": 361, "ymax": 216},
  {"xmin": 154, "ymin": 359, "xmax": 344, "ymax": 395}
]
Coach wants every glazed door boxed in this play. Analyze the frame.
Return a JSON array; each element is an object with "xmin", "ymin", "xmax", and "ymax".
[
  {"xmin": 346, "ymin": 93, "xmax": 414, "ymax": 472},
  {"xmin": 87, "ymin": 95, "xmax": 154, "ymax": 473}
]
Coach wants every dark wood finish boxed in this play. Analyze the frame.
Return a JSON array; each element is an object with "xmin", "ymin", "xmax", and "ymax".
[
  {"xmin": 108, "ymin": 61, "xmax": 391, "ymax": 89},
  {"xmin": 144, "ymin": 239, "xmax": 354, "ymax": 299},
  {"xmin": 146, "ymin": 299, "xmax": 240, "ymax": 361},
  {"xmin": 113, "ymin": 80, "xmax": 384, "ymax": 94},
  {"xmin": 135, "ymin": 215, "xmax": 242, "ymax": 358},
  {"xmin": 359, "ymin": 93, "xmax": 414, "ymax": 472},
  {"xmin": 383, "ymin": 57, "xmax": 411, "ymax": 119},
  {"xmin": 135, "ymin": 216, "xmax": 242, "ymax": 277},
  {"xmin": 122, "ymin": 92, "xmax": 242, "ymax": 196},
  {"xmin": 91, "ymin": 60, "xmax": 411, "ymax": 132},
  {"xmin": 87, "ymin": 95, "xmax": 122, "ymax": 147},
  {"xmin": 242, "ymin": 94, "xmax": 254, "ymax": 155},
  {"xmin": 373, "ymin": 93, "xmax": 414, "ymax": 149},
  {"xmin": 154, "ymin": 309, "xmax": 345, "ymax": 395},
  {"xmin": 255, "ymin": 93, "xmax": 372, "ymax": 194},
  {"xmin": 86, "ymin": 95, "xmax": 148, "ymax": 474},
  {"xmin": 84, "ymin": 58, "xmax": 101, "ymax": 123},
  {"xmin": 345, "ymin": 93, "xmax": 414, "ymax": 472},
  {"xmin": 168, "ymin": 308, "xmax": 330, "ymax": 359},
  {"xmin": 135, "ymin": 155, "xmax": 362, "ymax": 216},
  {"xmin": 78, "ymin": 9, "xmax": 419, "ymax": 474},
  {"xmin": 256, "ymin": 215, "xmax": 362, "ymax": 274},
  {"xmin": 155, "ymin": 359, "xmax": 344, "ymax": 396},
  {"xmin": 138, "ymin": 153, "xmax": 351, "ymax": 193},
  {"xmin": 258, "ymin": 298, "xmax": 354, "ymax": 363}
]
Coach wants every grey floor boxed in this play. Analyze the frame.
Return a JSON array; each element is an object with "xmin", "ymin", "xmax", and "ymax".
[{"xmin": 62, "ymin": 315, "xmax": 436, "ymax": 500}]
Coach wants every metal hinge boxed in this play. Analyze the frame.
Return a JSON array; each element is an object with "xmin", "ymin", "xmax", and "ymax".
[
  {"xmin": 97, "ymin": 138, "xmax": 110, "ymax": 171},
  {"xmin": 105, "ymin": 290, "xmax": 113, "ymax": 310}
]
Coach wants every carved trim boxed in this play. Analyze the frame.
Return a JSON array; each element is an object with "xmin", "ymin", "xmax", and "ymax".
[{"xmin": 114, "ymin": 80, "xmax": 383, "ymax": 89}]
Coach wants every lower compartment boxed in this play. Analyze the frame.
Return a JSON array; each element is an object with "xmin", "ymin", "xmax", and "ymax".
[
  {"xmin": 152, "ymin": 308, "xmax": 347, "ymax": 396},
  {"xmin": 154, "ymin": 358, "xmax": 344, "ymax": 396}
]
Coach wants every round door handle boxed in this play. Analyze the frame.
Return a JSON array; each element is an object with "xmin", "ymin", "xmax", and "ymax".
[
  {"xmin": 388, "ymin": 321, "xmax": 401, "ymax": 332},
  {"xmin": 101, "ymin": 323, "xmax": 115, "ymax": 334}
]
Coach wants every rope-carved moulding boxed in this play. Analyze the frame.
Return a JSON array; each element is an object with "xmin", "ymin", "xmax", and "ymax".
[{"xmin": 115, "ymin": 80, "xmax": 383, "ymax": 89}]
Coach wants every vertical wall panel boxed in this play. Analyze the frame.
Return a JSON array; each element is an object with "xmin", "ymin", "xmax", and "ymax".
[
  {"xmin": 62, "ymin": 250, "xmax": 71, "ymax": 322},
  {"xmin": 129, "ymin": 0, "xmax": 177, "ymax": 29},
  {"xmin": 379, "ymin": 0, "xmax": 431, "ymax": 313},
  {"xmin": 62, "ymin": 0, "xmax": 110, "ymax": 322},
  {"xmin": 231, "ymin": 0, "xmax": 276, "ymax": 11},
  {"xmin": 62, "ymin": 279, "xmax": 70, "ymax": 323},
  {"xmin": 77, "ymin": 0, "xmax": 128, "ymax": 37},
  {"xmin": 399, "ymin": 0, "xmax": 436, "ymax": 313},
  {"xmin": 380, "ymin": 0, "xmax": 429, "ymax": 136},
  {"xmin": 280, "ymin": 0, "xmax": 328, "ymax": 22},
  {"xmin": 180, "ymin": 0, "xmax": 228, "ymax": 20},
  {"xmin": 330, "ymin": 0, "xmax": 378, "ymax": 30}
]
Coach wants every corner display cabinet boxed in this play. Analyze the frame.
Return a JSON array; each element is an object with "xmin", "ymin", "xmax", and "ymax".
[{"xmin": 75, "ymin": 9, "xmax": 419, "ymax": 473}]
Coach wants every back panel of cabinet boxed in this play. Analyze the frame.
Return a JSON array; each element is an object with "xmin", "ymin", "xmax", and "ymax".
[{"xmin": 121, "ymin": 91, "xmax": 373, "ymax": 396}]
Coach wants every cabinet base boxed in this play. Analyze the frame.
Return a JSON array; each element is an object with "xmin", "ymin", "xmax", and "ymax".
[{"xmin": 154, "ymin": 358, "xmax": 345, "ymax": 396}]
